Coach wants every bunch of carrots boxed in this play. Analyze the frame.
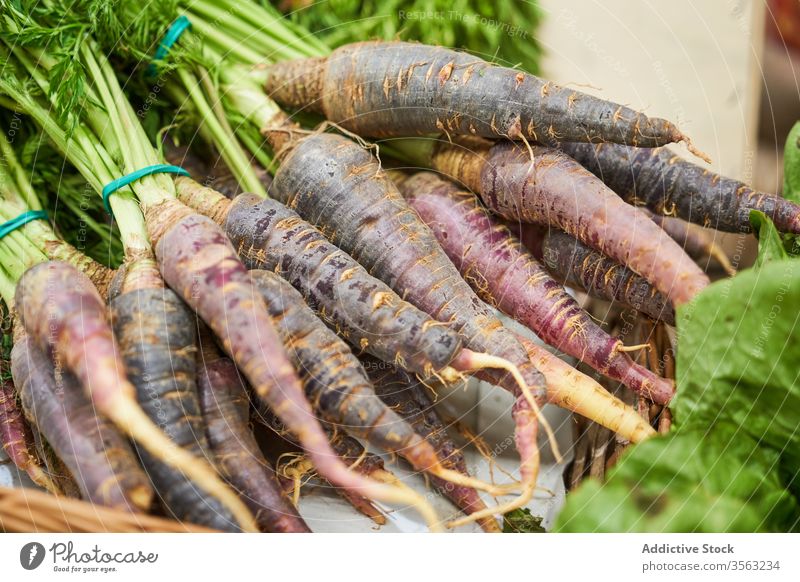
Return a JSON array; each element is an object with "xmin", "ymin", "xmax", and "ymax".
[{"xmin": 0, "ymin": 0, "xmax": 795, "ymax": 534}]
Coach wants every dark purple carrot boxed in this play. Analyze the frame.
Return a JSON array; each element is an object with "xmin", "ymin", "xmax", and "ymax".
[
  {"xmin": 249, "ymin": 268, "xmax": 504, "ymax": 495},
  {"xmin": 363, "ymin": 356, "xmax": 501, "ymax": 533},
  {"xmin": 175, "ymin": 178, "xmax": 516, "ymax": 391},
  {"xmin": 110, "ymin": 262, "xmax": 242, "ymax": 532},
  {"xmin": 143, "ymin": 199, "xmax": 438, "ymax": 528},
  {"xmin": 560, "ymin": 142, "xmax": 800, "ymax": 235},
  {"xmin": 195, "ymin": 327, "xmax": 311, "ymax": 533},
  {"xmin": 266, "ymin": 132, "xmax": 544, "ymax": 400},
  {"xmin": 530, "ymin": 227, "xmax": 675, "ymax": 325},
  {"xmin": 0, "ymin": 372, "xmax": 57, "ymax": 492},
  {"xmin": 263, "ymin": 131, "xmax": 552, "ymax": 517},
  {"xmin": 265, "ymin": 41, "xmax": 703, "ymax": 156},
  {"xmin": 31, "ymin": 433, "xmax": 82, "ymax": 499},
  {"xmin": 10, "ymin": 330, "xmax": 152, "ymax": 511},
  {"xmin": 14, "ymin": 260, "xmax": 257, "ymax": 531},
  {"xmin": 432, "ymin": 139, "xmax": 710, "ymax": 306},
  {"xmin": 395, "ymin": 171, "xmax": 674, "ymax": 404},
  {"xmin": 646, "ymin": 212, "xmax": 736, "ymax": 276}
]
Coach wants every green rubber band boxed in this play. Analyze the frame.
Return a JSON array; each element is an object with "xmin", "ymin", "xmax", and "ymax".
[
  {"xmin": 147, "ymin": 15, "xmax": 192, "ymax": 78},
  {"xmin": 0, "ymin": 210, "xmax": 48, "ymax": 240},
  {"xmin": 102, "ymin": 164, "xmax": 190, "ymax": 213}
]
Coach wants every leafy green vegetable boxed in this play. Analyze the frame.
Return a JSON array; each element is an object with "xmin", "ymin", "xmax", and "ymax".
[
  {"xmin": 674, "ymin": 260, "xmax": 800, "ymax": 474},
  {"xmin": 502, "ymin": 508, "xmax": 545, "ymax": 533},
  {"xmin": 557, "ymin": 257, "xmax": 800, "ymax": 532},
  {"xmin": 556, "ymin": 427, "xmax": 799, "ymax": 532},
  {"xmin": 782, "ymin": 121, "xmax": 800, "ymax": 204},
  {"xmin": 281, "ymin": 0, "xmax": 543, "ymax": 73},
  {"xmin": 750, "ymin": 210, "xmax": 790, "ymax": 266}
]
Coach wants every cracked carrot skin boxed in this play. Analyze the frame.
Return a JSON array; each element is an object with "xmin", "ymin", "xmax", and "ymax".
[
  {"xmin": 11, "ymin": 333, "xmax": 152, "ymax": 511},
  {"xmin": 560, "ymin": 142, "xmax": 800, "ymax": 234},
  {"xmin": 533, "ymin": 228, "xmax": 675, "ymax": 325},
  {"xmin": 432, "ymin": 139, "xmax": 710, "ymax": 307},
  {"xmin": 0, "ymin": 371, "xmax": 52, "ymax": 490},
  {"xmin": 175, "ymin": 179, "xmax": 463, "ymax": 376},
  {"xmin": 397, "ymin": 172, "xmax": 674, "ymax": 405},
  {"xmin": 144, "ymin": 198, "xmax": 403, "ymax": 502},
  {"xmin": 110, "ymin": 265, "xmax": 241, "ymax": 532},
  {"xmin": 196, "ymin": 329, "xmax": 311, "ymax": 533},
  {"xmin": 363, "ymin": 356, "xmax": 500, "ymax": 533},
  {"xmin": 265, "ymin": 41, "xmax": 686, "ymax": 147},
  {"xmin": 250, "ymin": 269, "xmax": 441, "ymax": 472},
  {"xmin": 268, "ymin": 132, "xmax": 546, "ymax": 402}
]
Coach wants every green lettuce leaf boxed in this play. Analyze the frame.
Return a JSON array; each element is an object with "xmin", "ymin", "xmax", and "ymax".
[
  {"xmin": 750, "ymin": 210, "xmax": 789, "ymax": 266},
  {"xmin": 782, "ymin": 121, "xmax": 800, "ymax": 204},
  {"xmin": 555, "ymin": 427, "xmax": 799, "ymax": 532},
  {"xmin": 557, "ymin": 260, "xmax": 800, "ymax": 531},
  {"xmin": 673, "ymin": 260, "xmax": 800, "ymax": 479}
]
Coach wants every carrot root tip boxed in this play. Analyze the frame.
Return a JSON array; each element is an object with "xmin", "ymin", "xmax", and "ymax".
[
  {"xmin": 430, "ymin": 466, "xmax": 521, "ymax": 496},
  {"xmin": 616, "ymin": 342, "xmax": 651, "ymax": 353},
  {"xmin": 681, "ymin": 136, "xmax": 712, "ymax": 164}
]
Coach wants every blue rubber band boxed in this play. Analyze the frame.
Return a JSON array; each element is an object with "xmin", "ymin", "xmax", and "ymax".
[
  {"xmin": 146, "ymin": 15, "xmax": 192, "ymax": 78},
  {"xmin": 102, "ymin": 164, "xmax": 190, "ymax": 213},
  {"xmin": 0, "ymin": 210, "xmax": 48, "ymax": 240}
]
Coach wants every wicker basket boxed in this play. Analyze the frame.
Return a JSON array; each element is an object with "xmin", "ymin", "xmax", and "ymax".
[{"xmin": 0, "ymin": 486, "xmax": 216, "ymax": 533}]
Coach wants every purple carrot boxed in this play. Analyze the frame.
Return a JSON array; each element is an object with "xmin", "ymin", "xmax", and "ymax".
[
  {"xmin": 530, "ymin": 227, "xmax": 676, "ymax": 325},
  {"xmin": 265, "ymin": 41, "xmax": 702, "ymax": 154},
  {"xmin": 0, "ymin": 371, "xmax": 57, "ymax": 492},
  {"xmin": 15, "ymin": 260, "xmax": 256, "ymax": 530},
  {"xmin": 196, "ymin": 328, "xmax": 311, "ymax": 533},
  {"xmin": 432, "ymin": 139, "xmax": 710, "ymax": 306},
  {"xmin": 363, "ymin": 356, "xmax": 501, "ymax": 533},
  {"xmin": 396, "ymin": 171, "xmax": 674, "ymax": 404},
  {"xmin": 11, "ymin": 330, "xmax": 152, "ymax": 511},
  {"xmin": 144, "ymin": 199, "xmax": 437, "ymax": 528},
  {"xmin": 560, "ymin": 142, "xmax": 800, "ymax": 235}
]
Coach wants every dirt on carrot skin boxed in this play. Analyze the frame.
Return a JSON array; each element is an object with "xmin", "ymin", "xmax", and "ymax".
[
  {"xmin": 249, "ymin": 269, "xmax": 442, "ymax": 472},
  {"xmin": 232, "ymin": 196, "xmax": 462, "ymax": 374},
  {"xmin": 15, "ymin": 259, "xmax": 258, "ymax": 532},
  {"xmin": 529, "ymin": 227, "xmax": 676, "ymax": 326},
  {"xmin": 144, "ymin": 199, "xmax": 433, "ymax": 523},
  {"xmin": 267, "ymin": 131, "xmax": 547, "ymax": 403},
  {"xmin": 265, "ymin": 41, "xmax": 690, "ymax": 149}
]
